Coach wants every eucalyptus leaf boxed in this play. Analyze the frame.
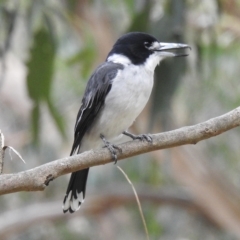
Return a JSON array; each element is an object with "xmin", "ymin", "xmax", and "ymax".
[{"xmin": 26, "ymin": 27, "xmax": 65, "ymax": 142}]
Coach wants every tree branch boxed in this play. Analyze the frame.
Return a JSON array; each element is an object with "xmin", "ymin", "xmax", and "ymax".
[
  {"xmin": 0, "ymin": 107, "xmax": 240, "ymax": 195},
  {"xmin": 0, "ymin": 187, "xmax": 208, "ymax": 239}
]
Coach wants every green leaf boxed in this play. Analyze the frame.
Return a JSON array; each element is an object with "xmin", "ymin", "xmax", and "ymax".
[
  {"xmin": 26, "ymin": 28, "xmax": 55, "ymax": 101},
  {"xmin": 26, "ymin": 27, "xmax": 66, "ymax": 142}
]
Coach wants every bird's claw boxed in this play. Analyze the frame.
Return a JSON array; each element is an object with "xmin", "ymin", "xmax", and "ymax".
[
  {"xmin": 123, "ymin": 131, "xmax": 152, "ymax": 143},
  {"xmin": 138, "ymin": 134, "xmax": 153, "ymax": 142},
  {"xmin": 100, "ymin": 134, "xmax": 122, "ymax": 164}
]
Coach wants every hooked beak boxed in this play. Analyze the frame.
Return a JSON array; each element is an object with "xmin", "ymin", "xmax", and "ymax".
[{"xmin": 154, "ymin": 42, "xmax": 191, "ymax": 57}]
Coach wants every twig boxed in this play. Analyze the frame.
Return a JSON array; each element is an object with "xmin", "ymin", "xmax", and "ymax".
[
  {"xmin": 117, "ymin": 166, "xmax": 149, "ymax": 240},
  {"xmin": 0, "ymin": 106, "xmax": 240, "ymax": 195},
  {"xmin": 3, "ymin": 146, "xmax": 25, "ymax": 164},
  {"xmin": 0, "ymin": 130, "xmax": 25, "ymax": 174}
]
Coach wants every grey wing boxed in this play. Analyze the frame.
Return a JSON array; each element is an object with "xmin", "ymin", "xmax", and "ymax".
[{"xmin": 70, "ymin": 62, "xmax": 123, "ymax": 155}]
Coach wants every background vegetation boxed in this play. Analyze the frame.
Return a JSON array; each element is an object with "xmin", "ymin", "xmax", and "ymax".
[{"xmin": 1, "ymin": 0, "xmax": 240, "ymax": 239}]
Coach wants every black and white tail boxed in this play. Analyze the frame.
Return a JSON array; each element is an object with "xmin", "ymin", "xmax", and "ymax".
[{"xmin": 62, "ymin": 168, "xmax": 89, "ymax": 213}]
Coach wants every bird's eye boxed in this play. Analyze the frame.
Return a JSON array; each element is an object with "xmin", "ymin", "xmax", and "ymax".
[{"xmin": 144, "ymin": 42, "xmax": 151, "ymax": 48}]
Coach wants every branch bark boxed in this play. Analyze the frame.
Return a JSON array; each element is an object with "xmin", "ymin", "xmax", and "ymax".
[{"xmin": 0, "ymin": 106, "xmax": 240, "ymax": 195}]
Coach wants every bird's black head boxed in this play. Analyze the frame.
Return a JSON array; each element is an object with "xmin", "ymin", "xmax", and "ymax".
[
  {"xmin": 107, "ymin": 32, "xmax": 190, "ymax": 69},
  {"xmin": 107, "ymin": 32, "xmax": 159, "ymax": 65}
]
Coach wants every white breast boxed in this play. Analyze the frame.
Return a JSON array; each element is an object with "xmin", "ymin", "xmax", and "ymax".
[
  {"xmin": 81, "ymin": 54, "xmax": 160, "ymax": 152},
  {"xmin": 104, "ymin": 64, "xmax": 154, "ymax": 127}
]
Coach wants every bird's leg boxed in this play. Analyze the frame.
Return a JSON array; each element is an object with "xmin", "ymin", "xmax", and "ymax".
[
  {"xmin": 123, "ymin": 131, "xmax": 152, "ymax": 143},
  {"xmin": 100, "ymin": 134, "xmax": 122, "ymax": 164}
]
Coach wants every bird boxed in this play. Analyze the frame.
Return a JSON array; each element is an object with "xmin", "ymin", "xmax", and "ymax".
[{"xmin": 62, "ymin": 32, "xmax": 190, "ymax": 213}]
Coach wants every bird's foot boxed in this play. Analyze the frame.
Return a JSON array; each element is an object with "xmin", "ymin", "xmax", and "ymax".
[
  {"xmin": 123, "ymin": 131, "xmax": 152, "ymax": 143},
  {"xmin": 100, "ymin": 134, "xmax": 122, "ymax": 164}
]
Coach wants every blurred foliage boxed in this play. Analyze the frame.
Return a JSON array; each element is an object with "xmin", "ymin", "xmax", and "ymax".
[
  {"xmin": 149, "ymin": 0, "xmax": 187, "ymax": 130},
  {"xmin": 67, "ymin": 35, "xmax": 96, "ymax": 80},
  {"xmin": 127, "ymin": 0, "xmax": 151, "ymax": 32}
]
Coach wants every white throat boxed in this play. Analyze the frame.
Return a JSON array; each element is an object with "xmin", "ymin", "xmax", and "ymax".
[{"xmin": 144, "ymin": 52, "xmax": 162, "ymax": 72}]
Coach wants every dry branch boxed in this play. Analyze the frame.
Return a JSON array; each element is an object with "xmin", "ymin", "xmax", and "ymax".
[{"xmin": 0, "ymin": 106, "xmax": 240, "ymax": 195}]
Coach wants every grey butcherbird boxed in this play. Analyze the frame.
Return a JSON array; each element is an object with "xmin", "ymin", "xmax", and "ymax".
[{"xmin": 63, "ymin": 32, "xmax": 190, "ymax": 213}]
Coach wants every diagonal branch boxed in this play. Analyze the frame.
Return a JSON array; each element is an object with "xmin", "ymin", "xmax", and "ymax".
[{"xmin": 0, "ymin": 106, "xmax": 240, "ymax": 195}]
